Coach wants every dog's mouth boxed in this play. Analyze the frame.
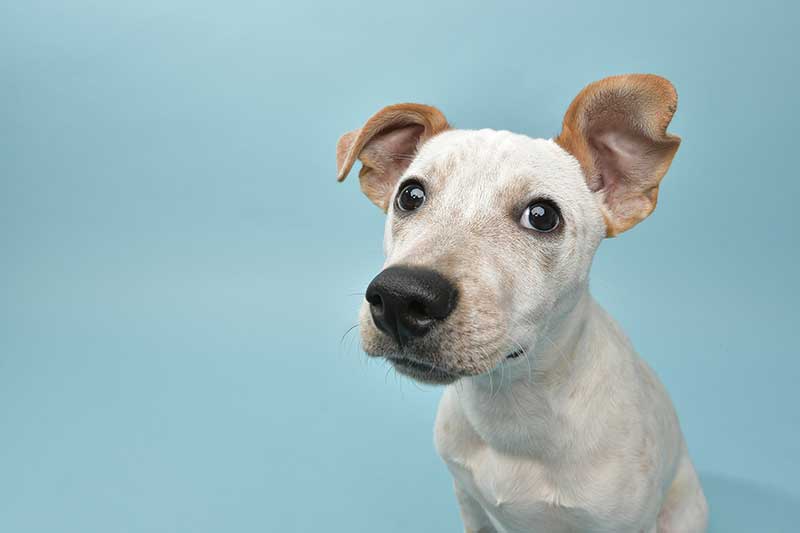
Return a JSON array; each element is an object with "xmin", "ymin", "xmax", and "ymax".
[
  {"xmin": 388, "ymin": 356, "xmax": 460, "ymax": 385},
  {"xmin": 386, "ymin": 349, "xmax": 525, "ymax": 385}
]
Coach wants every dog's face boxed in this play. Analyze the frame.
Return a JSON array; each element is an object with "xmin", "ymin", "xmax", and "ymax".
[
  {"xmin": 337, "ymin": 75, "xmax": 680, "ymax": 384},
  {"xmin": 359, "ymin": 132, "xmax": 605, "ymax": 383}
]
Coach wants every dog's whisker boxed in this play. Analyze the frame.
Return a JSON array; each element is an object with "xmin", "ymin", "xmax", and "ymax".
[
  {"xmin": 338, "ymin": 323, "xmax": 361, "ymax": 361},
  {"xmin": 498, "ymin": 354, "xmax": 507, "ymax": 398},
  {"xmin": 486, "ymin": 348, "xmax": 496, "ymax": 399},
  {"xmin": 339, "ymin": 323, "xmax": 360, "ymax": 346}
]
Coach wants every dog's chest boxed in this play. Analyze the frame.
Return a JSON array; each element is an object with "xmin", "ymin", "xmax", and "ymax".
[
  {"xmin": 434, "ymin": 387, "xmax": 654, "ymax": 533},
  {"xmin": 442, "ymin": 444, "xmax": 595, "ymax": 533}
]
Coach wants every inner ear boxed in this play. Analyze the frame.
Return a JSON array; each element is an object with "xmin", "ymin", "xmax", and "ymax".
[
  {"xmin": 587, "ymin": 112, "xmax": 643, "ymax": 192},
  {"xmin": 589, "ymin": 111, "xmax": 678, "ymax": 194},
  {"xmin": 336, "ymin": 103, "xmax": 448, "ymax": 211},
  {"xmin": 357, "ymin": 124, "xmax": 425, "ymax": 207},
  {"xmin": 556, "ymin": 74, "xmax": 681, "ymax": 236}
]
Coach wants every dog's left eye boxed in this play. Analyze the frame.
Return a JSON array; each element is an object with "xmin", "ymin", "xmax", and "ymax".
[{"xmin": 520, "ymin": 201, "xmax": 560, "ymax": 232}]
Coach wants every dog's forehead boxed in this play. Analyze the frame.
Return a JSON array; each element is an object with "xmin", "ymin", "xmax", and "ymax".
[{"xmin": 408, "ymin": 129, "xmax": 584, "ymax": 204}]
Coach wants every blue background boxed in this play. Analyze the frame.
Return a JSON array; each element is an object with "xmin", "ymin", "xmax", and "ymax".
[{"xmin": 2, "ymin": 1, "xmax": 798, "ymax": 531}]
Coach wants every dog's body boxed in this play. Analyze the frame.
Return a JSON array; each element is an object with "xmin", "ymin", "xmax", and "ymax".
[
  {"xmin": 435, "ymin": 293, "xmax": 705, "ymax": 533},
  {"xmin": 337, "ymin": 75, "xmax": 707, "ymax": 532}
]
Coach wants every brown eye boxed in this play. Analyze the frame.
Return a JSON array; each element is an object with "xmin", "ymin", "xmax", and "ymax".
[
  {"xmin": 520, "ymin": 201, "xmax": 560, "ymax": 232},
  {"xmin": 396, "ymin": 181, "xmax": 426, "ymax": 211}
]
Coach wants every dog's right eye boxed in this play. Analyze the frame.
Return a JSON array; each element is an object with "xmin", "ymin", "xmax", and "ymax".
[{"xmin": 396, "ymin": 181, "xmax": 426, "ymax": 212}]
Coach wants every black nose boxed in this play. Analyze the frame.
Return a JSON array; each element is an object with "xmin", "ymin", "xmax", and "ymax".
[{"xmin": 365, "ymin": 266, "xmax": 458, "ymax": 347}]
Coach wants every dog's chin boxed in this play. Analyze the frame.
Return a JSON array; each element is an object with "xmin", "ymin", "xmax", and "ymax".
[{"xmin": 388, "ymin": 356, "xmax": 461, "ymax": 385}]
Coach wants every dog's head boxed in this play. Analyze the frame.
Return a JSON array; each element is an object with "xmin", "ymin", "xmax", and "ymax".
[{"xmin": 337, "ymin": 74, "xmax": 680, "ymax": 384}]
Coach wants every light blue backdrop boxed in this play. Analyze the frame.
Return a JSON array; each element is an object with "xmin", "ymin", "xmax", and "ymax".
[{"xmin": 2, "ymin": 1, "xmax": 798, "ymax": 531}]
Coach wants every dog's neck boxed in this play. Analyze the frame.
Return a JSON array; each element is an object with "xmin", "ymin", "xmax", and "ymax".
[{"xmin": 456, "ymin": 287, "xmax": 620, "ymax": 458}]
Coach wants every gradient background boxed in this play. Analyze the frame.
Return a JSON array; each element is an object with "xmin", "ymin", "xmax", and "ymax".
[{"xmin": 2, "ymin": 1, "xmax": 798, "ymax": 531}]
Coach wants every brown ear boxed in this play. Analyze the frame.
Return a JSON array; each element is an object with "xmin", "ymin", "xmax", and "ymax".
[
  {"xmin": 555, "ymin": 74, "xmax": 681, "ymax": 236},
  {"xmin": 336, "ymin": 103, "xmax": 449, "ymax": 210}
]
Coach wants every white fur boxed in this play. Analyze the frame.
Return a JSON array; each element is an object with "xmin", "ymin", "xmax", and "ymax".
[{"xmin": 368, "ymin": 129, "xmax": 708, "ymax": 532}]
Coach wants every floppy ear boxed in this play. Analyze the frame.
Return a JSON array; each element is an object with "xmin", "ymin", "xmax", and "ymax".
[
  {"xmin": 336, "ymin": 103, "xmax": 449, "ymax": 211},
  {"xmin": 555, "ymin": 74, "xmax": 681, "ymax": 236}
]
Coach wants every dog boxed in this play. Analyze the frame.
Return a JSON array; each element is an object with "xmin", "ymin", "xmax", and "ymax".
[{"xmin": 336, "ymin": 74, "xmax": 708, "ymax": 533}]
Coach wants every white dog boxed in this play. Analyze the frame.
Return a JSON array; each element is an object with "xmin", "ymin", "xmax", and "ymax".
[{"xmin": 336, "ymin": 74, "xmax": 708, "ymax": 533}]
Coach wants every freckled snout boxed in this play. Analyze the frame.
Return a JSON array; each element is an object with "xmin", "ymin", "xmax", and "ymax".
[{"xmin": 365, "ymin": 266, "xmax": 458, "ymax": 347}]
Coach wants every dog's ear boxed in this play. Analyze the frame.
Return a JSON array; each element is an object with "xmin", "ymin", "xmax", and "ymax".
[
  {"xmin": 556, "ymin": 74, "xmax": 681, "ymax": 236},
  {"xmin": 336, "ymin": 103, "xmax": 449, "ymax": 211}
]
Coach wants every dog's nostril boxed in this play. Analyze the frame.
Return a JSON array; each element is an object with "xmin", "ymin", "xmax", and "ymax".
[
  {"xmin": 406, "ymin": 300, "xmax": 430, "ymax": 322},
  {"xmin": 366, "ymin": 293, "xmax": 383, "ymax": 312}
]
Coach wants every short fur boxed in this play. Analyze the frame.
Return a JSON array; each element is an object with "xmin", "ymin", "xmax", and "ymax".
[{"xmin": 337, "ymin": 74, "xmax": 707, "ymax": 532}]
